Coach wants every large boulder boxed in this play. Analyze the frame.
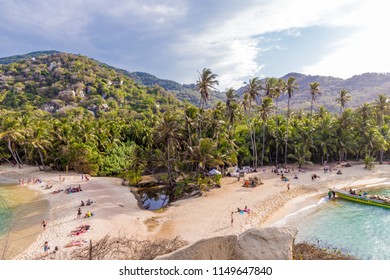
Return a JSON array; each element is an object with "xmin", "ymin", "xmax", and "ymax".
[
  {"xmin": 155, "ymin": 235, "xmax": 237, "ymax": 260},
  {"xmin": 231, "ymin": 227, "xmax": 297, "ymax": 260},
  {"xmin": 154, "ymin": 227, "xmax": 297, "ymax": 260}
]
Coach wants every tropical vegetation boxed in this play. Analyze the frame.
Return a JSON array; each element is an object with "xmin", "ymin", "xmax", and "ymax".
[{"xmin": 1, "ymin": 52, "xmax": 389, "ymax": 201}]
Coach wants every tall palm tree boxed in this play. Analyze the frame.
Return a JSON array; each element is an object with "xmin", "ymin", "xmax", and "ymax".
[
  {"xmin": 258, "ymin": 97, "xmax": 275, "ymax": 167},
  {"xmin": 225, "ymin": 88, "xmax": 239, "ymax": 128},
  {"xmin": 284, "ymin": 76, "xmax": 299, "ymax": 164},
  {"xmin": 335, "ymin": 89, "xmax": 351, "ymax": 115},
  {"xmin": 27, "ymin": 121, "xmax": 53, "ymax": 171},
  {"xmin": 309, "ymin": 82, "xmax": 321, "ymax": 116},
  {"xmin": 154, "ymin": 111, "xmax": 183, "ymax": 187},
  {"xmin": 243, "ymin": 77, "xmax": 262, "ymax": 169},
  {"xmin": 0, "ymin": 116, "xmax": 25, "ymax": 167},
  {"xmin": 374, "ymin": 94, "xmax": 389, "ymax": 163},
  {"xmin": 266, "ymin": 78, "xmax": 285, "ymax": 166},
  {"xmin": 196, "ymin": 68, "xmax": 218, "ymax": 140},
  {"xmin": 356, "ymin": 103, "xmax": 372, "ymax": 129},
  {"xmin": 196, "ymin": 68, "xmax": 219, "ymax": 110},
  {"xmin": 374, "ymin": 94, "xmax": 389, "ymax": 125}
]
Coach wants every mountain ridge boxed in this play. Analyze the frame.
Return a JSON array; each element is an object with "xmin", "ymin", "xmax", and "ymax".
[{"xmin": 1, "ymin": 50, "xmax": 389, "ymax": 111}]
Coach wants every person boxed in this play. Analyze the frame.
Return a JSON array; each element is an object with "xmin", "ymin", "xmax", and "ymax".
[
  {"xmin": 328, "ymin": 190, "xmax": 332, "ymax": 199},
  {"xmin": 80, "ymin": 200, "xmax": 85, "ymax": 206},
  {"xmin": 43, "ymin": 241, "xmax": 50, "ymax": 256},
  {"xmin": 251, "ymin": 180, "xmax": 255, "ymax": 188},
  {"xmin": 231, "ymin": 212, "xmax": 234, "ymax": 226},
  {"xmin": 294, "ymin": 174, "xmax": 298, "ymax": 179},
  {"xmin": 41, "ymin": 219, "xmax": 47, "ymax": 230},
  {"xmin": 77, "ymin": 208, "xmax": 82, "ymax": 219},
  {"xmin": 332, "ymin": 191, "xmax": 336, "ymax": 198},
  {"xmin": 287, "ymin": 184, "xmax": 290, "ymax": 191},
  {"xmin": 337, "ymin": 170, "xmax": 343, "ymax": 175}
]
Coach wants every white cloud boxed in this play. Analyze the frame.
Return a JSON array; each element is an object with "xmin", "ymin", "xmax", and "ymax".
[
  {"xmin": 173, "ymin": 0, "xmax": 360, "ymax": 89},
  {"xmin": 302, "ymin": 0, "xmax": 390, "ymax": 78}
]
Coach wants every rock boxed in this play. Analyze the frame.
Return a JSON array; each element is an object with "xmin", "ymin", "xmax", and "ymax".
[
  {"xmin": 231, "ymin": 227, "xmax": 297, "ymax": 260},
  {"xmin": 155, "ymin": 235, "xmax": 237, "ymax": 260},
  {"xmin": 122, "ymin": 180, "xmax": 129, "ymax": 186},
  {"xmin": 154, "ymin": 227, "xmax": 297, "ymax": 260}
]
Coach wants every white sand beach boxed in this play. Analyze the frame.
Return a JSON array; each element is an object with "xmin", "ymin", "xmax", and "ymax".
[{"xmin": 0, "ymin": 162, "xmax": 389, "ymax": 260}]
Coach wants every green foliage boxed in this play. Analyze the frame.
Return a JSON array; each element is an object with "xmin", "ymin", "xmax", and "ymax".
[
  {"xmin": 363, "ymin": 155, "xmax": 375, "ymax": 170},
  {"xmin": 121, "ymin": 170, "xmax": 142, "ymax": 185}
]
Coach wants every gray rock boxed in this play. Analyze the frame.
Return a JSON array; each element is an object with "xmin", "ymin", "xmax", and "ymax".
[
  {"xmin": 231, "ymin": 227, "xmax": 297, "ymax": 260},
  {"xmin": 154, "ymin": 227, "xmax": 297, "ymax": 260},
  {"xmin": 155, "ymin": 235, "xmax": 237, "ymax": 260}
]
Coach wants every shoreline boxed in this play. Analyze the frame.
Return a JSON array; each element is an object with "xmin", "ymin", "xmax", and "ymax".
[{"xmin": 0, "ymin": 162, "xmax": 389, "ymax": 259}]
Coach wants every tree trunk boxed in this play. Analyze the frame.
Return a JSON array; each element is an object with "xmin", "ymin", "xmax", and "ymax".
[
  {"xmin": 261, "ymin": 124, "xmax": 266, "ymax": 167},
  {"xmin": 285, "ymin": 97, "xmax": 290, "ymax": 165},
  {"xmin": 379, "ymin": 150, "xmax": 384, "ymax": 164},
  {"xmin": 38, "ymin": 149, "xmax": 46, "ymax": 172},
  {"xmin": 275, "ymin": 98, "xmax": 279, "ymax": 166},
  {"xmin": 7, "ymin": 139, "xmax": 20, "ymax": 166}
]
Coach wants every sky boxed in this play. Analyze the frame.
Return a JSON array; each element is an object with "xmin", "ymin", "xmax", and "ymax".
[{"xmin": 1, "ymin": 0, "xmax": 390, "ymax": 90}]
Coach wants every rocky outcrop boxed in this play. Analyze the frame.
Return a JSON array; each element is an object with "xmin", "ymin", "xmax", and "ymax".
[
  {"xmin": 155, "ymin": 227, "xmax": 297, "ymax": 260},
  {"xmin": 155, "ymin": 235, "xmax": 237, "ymax": 260},
  {"xmin": 231, "ymin": 227, "xmax": 297, "ymax": 260}
]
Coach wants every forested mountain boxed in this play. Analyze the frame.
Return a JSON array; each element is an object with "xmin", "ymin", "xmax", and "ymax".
[
  {"xmin": 276, "ymin": 72, "xmax": 390, "ymax": 112},
  {"xmin": 3, "ymin": 51, "xmax": 388, "ymax": 112},
  {"xmin": 0, "ymin": 52, "xmax": 182, "ymax": 115}
]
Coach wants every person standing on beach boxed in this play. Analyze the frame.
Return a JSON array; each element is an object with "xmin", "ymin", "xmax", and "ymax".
[
  {"xmin": 231, "ymin": 212, "xmax": 234, "ymax": 226},
  {"xmin": 77, "ymin": 208, "xmax": 82, "ymax": 219},
  {"xmin": 41, "ymin": 219, "xmax": 47, "ymax": 230},
  {"xmin": 43, "ymin": 241, "xmax": 50, "ymax": 256}
]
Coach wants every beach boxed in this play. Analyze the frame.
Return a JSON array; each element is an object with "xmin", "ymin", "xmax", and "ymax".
[{"xmin": 0, "ymin": 162, "xmax": 389, "ymax": 260}]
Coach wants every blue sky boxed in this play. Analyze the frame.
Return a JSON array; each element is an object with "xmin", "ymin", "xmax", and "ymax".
[{"xmin": 1, "ymin": 0, "xmax": 389, "ymax": 90}]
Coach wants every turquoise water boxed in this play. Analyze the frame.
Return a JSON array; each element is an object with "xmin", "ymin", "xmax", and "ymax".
[
  {"xmin": 0, "ymin": 185, "xmax": 14, "ymax": 237},
  {"xmin": 0, "ymin": 183, "xmax": 48, "ymax": 259},
  {"xmin": 283, "ymin": 187, "xmax": 390, "ymax": 260}
]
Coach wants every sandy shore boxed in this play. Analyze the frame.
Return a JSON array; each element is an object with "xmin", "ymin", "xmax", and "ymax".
[{"xmin": 0, "ymin": 162, "xmax": 389, "ymax": 260}]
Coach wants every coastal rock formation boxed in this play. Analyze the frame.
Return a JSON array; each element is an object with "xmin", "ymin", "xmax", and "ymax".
[
  {"xmin": 155, "ymin": 235, "xmax": 237, "ymax": 260},
  {"xmin": 155, "ymin": 227, "xmax": 297, "ymax": 260},
  {"xmin": 231, "ymin": 227, "xmax": 297, "ymax": 260}
]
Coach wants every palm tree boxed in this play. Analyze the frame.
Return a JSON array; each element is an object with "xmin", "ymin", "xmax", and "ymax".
[
  {"xmin": 266, "ymin": 78, "xmax": 285, "ymax": 166},
  {"xmin": 335, "ymin": 89, "xmax": 351, "ymax": 115},
  {"xmin": 374, "ymin": 94, "xmax": 389, "ymax": 125},
  {"xmin": 288, "ymin": 144, "xmax": 313, "ymax": 168},
  {"xmin": 225, "ymin": 88, "xmax": 239, "ymax": 128},
  {"xmin": 356, "ymin": 103, "xmax": 372, "ymax": 129},
  {"xmin": 196, "ymin": 68, "xmax": 219, "ymax": 110},
  {"xmin": 27, "ymin": 121, "xmax": 53, "ymax": 171},
  {"xmin": 243, "ymin": 77, "xmax": 262, "ymax": 169},
  {"xmin": 154, "ymin": 111, "xmax": 183, "ymax": 186},
  {"xmin": 284, "ymin": 76, "xmax": 299, "ymax": 164},
  {"xmin": 309, "ymin": 82, "xmax": 321, "ymax": 116},
  {"xmin": 374, "ymin": 94, "xmax": 389, "ymax": 163},
  {"xmin": 258, "ymin": 97, "xmax": 275, "ymax": 167},
  {"xmin": 0, "ymin": 115, "xmax": 25, "ymax": 167},
  {"xmin": 196, "ymin": 68, "xmax": 218, "ymax": 140},
  {"xmin": 187, "ymin": 138, "xmax": 223, "ymax": 176}
]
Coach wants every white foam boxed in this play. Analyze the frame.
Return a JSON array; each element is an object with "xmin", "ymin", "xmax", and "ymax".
[{"xmin": 271, "ymin": 196, "xmax": 328, "ymax": 227}]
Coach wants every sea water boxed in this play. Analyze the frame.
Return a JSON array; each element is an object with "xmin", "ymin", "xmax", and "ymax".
[
  {"xmin": 0, "ymin": 183, "xmax": 48, "ymax": 259},
  {"xmin": 280, "ymin": 187, "xmax": 390, "ymax": 260}
]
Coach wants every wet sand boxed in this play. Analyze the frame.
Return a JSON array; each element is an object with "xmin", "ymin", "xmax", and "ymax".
[{"xmin": 0, "ymin": 183, "xmax": 49, "ymax": 259}]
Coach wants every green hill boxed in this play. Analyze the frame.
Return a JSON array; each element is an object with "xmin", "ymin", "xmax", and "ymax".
[{"xmin": 0, "ymin": 52, "xmax": 182, "ymax": 115}]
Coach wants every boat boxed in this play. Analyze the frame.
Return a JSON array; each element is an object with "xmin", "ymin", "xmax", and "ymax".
[{"xmin": 329, "ymin": 188, "xmax": 390, "ymax": 209}]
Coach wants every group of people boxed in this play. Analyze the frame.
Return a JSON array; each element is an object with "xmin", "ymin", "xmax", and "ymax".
[
  {"xmin": 65, "ymin": 185, "xmax": 82, "ymax": 194},
  {"xmin": 19, "ymin": 177, "xmax": 42, "ymax": 186}
]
